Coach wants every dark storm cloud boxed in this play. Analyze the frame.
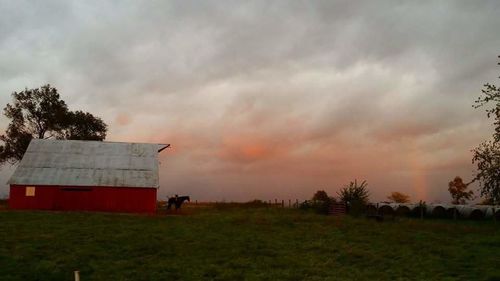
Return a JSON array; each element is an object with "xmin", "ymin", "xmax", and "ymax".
[{"xmin": 1, "ymin": 0, "xmax": 499, "ymax": 201}]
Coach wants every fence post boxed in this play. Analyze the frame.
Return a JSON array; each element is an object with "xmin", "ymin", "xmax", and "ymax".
[
  {"xmin": 288, "ymin": 199, "xmax": 291, "ymax": 208},
  {"xmin": 74, "ymin": 271, "xmax": 80, "ymax": 281}
]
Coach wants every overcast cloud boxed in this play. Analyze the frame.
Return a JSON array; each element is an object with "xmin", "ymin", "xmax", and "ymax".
[{"xmin": 1, "ymin": 1, "xmax": 499, "ymax": 202}]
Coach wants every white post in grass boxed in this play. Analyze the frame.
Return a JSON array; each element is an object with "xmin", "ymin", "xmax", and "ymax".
[{"xmin": 74, "ymin": 271, "xmax": 80, "ymax": 281}]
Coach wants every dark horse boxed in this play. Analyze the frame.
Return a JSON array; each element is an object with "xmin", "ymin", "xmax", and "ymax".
[{"xmin": 167, "ymin": 196, "xmax": 190, "ymax": 210}]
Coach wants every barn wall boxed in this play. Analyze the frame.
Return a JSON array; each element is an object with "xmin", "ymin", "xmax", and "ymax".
[{"xmin": 9, "ymin": 185, "xmax": 157, "ymax": 214}]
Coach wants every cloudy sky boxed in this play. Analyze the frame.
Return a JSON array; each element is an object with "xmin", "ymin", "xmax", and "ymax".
[{"xmin": 1, "ymin": 1, "xmax": 499, "ymax": 202}]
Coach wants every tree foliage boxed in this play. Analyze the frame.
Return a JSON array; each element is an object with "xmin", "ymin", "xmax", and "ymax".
[
  {"xmin": 337, "ymin": 180, "xmax": 369, "ymax": 216},
  {"xmin": 448, "ymin": 176, "xmax": 474, "ymax": 205},
  {"xmin": 300, "ymin": 190, "xmax": 336, "ymax": 215},
  {"xmin": 472, "ymin": 56, "xmax": 500, "ymax": 204},
  {"xmin": 471, "ymin": 141, "xmax": 500, "ymax": 203},
  {"xmin": 337, "ymin": 179, "xmax": 369, "ymax": 205},
  {"xmin": 312, "ymin": 190, "xmax": 329, "ymax": 202},
  {"xmin": 57, "ymin": 111, "xmax": 107, "ymax": 141},
  {"xmin": 387, "ymin": 191, "xmax": 410, "ymax": 203},
  {"xmin": 474, "ymin": 83, "xmax": 500, "ymax": 143},
  {"xmin": 478, "ymin": 197, "xmax": 495, "ymax": 205},
  {"xmin": 0, "ymin": 85, "xmax": 107, "ymax": 165}
]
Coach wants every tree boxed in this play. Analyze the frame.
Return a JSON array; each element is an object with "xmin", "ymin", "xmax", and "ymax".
[
  {"xmin": 471, "ymin": 55, "xmax": 500, "ymax": 204},
  {"xmin": 387, "ymin": 191, "xmax": 410, "ymax": 203},
  {"xmin": 305, "ymin": 190, "xmax": 336, "ymax": 215},
  {"xmin": 312, "ymin": 190, "xmax": 329, "ymax": 202},
  {"xmin": 0, "ymin": 85, "xmax": 107, "ymax": 165},
  {"xmin": 471, "ymin": 141, "xmax": 500, "ymax": 203},
  {"xmin": 448, "ymin": 176, "xmax": 474, "ymax": 205},
  {"xmin": 57, "ymin": 111, "xmax": 107, "ymax": 140},
  {"xmin": 337, "ymin": 179, "xmax": 369, "ymax": 216},
  {"xmin": 337, "ymin": 179, "xmax": 369, "ymax": 205}
]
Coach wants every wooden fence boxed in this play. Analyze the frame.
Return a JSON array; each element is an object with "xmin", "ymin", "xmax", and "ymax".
[
  {"xmin": 329, "ymin": 203, "xmax": 347, "ymax": 216},
  {"xmin": 185, "ymin": 199, "xmax": 302, "ymax": 208}
]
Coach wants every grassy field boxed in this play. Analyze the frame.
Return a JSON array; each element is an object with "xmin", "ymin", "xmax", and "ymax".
[{"xmin": 1, "ymin": 204, "xmax": 499, "ymax": 281}]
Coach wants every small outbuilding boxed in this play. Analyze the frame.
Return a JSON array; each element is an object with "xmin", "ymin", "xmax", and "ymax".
[{"xmin": 8, "ymin": 139, "xmax": 169, "ymax": 214}]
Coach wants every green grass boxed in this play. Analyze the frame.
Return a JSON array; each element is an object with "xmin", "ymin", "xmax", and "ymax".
[{"xmin": 0, "ymin": 206, "xmax": 499, "ymax": 281}]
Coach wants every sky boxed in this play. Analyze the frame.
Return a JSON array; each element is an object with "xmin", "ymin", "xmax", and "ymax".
[{"xmin": 1, "ymin": 1, "xmax": 500, "ymax": 202}]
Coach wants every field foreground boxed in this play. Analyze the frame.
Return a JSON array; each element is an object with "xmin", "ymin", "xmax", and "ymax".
[{"xmin": 1, "ymin": 205, "xmax": 499, "ymax": 281}]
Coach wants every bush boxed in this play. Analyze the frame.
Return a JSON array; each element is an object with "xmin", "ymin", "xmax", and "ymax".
[
  {"xmin": 299, "ymin": 200, "xmax": 313, "ymax": 210},
  {"xmin": 300, "ymin": 191, "xmax": 337, "ymax": 215},
  {"xmin": 0, "ymin": 199, "xmax": 8, "ymax": 209},
  {"xmin": 313, "ymin": 199, "xmax": 334, "ymax": 215},
  {"xmin": 347, "ymin": 200, "xmax": 367, "ymax": 217},
  {"xmin": 337, "ymin": 180, "xmax": 370, "ymax": 216},
  {"xmin": 243, "ymin": 200, "xmax": 268, "ymax": 207}
]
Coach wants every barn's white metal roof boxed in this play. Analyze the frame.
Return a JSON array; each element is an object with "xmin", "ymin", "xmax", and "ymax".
[{"xmin": 8, "ymin": 139, "xmax": 169, "ymax": 188}]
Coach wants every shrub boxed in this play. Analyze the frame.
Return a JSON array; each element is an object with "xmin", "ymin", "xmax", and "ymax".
[
  {"xmin": 300, "ymin": 191, "xmax": 337, "ymax": 215},
  {"xmin": 243, "ymin": 200, "xmax": 268, "ymax": 207},
  {"xmin": 299, "ymin": 200, "xmax": 313, "ymax": 210},
  {"xmin": 337, "ymin": 180, "xmax": 370, "ymax": 216}
]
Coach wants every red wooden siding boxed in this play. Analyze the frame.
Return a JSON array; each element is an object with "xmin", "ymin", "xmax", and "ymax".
[{"xmin": 9, "ymin": 185, "xmax": 157, "ymax": 214}]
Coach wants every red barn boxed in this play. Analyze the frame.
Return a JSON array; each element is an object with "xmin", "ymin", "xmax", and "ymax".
[{"xmin": 8, "ymin": 139, "xmax": 169, "ymax": 214}]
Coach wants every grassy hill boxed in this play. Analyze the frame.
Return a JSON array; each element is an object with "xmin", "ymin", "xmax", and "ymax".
[{"xmin": 1, "ymin": 205, "xmax": 499, "ymax": 281}]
